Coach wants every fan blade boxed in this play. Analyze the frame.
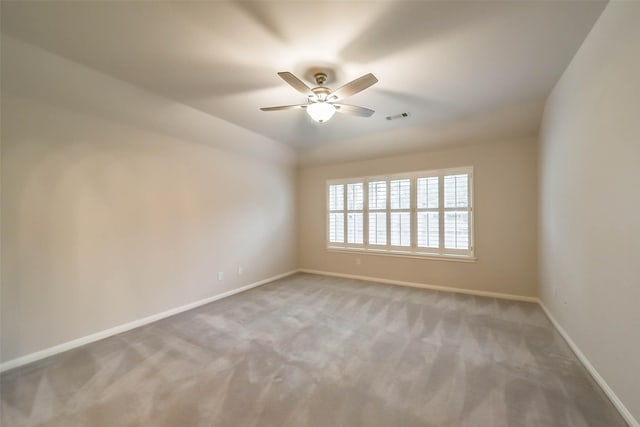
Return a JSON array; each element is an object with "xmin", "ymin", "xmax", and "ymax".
[
  {"xmin": 260, "ymin": 104, "xmax": 307, "ymax": 111},
  {"xmin": 328, "ymin": 73, "xmax": 378, "ymax": 101},
  {"xmin": 277, "ymin": 72, "xmax": 315, "ymax": 96},
  {"xmin": 334, "ymin": 103, "xmax": 375, "ymax": 117}
]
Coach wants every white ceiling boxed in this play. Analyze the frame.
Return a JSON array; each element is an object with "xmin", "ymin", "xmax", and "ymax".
[{"xmin": 1, "ymin": 1, "xmax": 606, "ymax": 160}]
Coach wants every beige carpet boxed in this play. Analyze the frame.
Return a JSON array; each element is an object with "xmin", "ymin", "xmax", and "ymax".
[{"xmin": 0, "ymin": 273, "xmax": 627, "ymax": 426}]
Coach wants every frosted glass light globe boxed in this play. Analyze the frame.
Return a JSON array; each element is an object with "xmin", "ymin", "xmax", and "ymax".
[{"xmin": 307, "ymin": 102, "xmax": 336, "ymax": 123}]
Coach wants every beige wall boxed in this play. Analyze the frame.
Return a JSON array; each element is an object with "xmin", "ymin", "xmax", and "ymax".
[
  {"xmin": 0, "ymin": 38, "xmax": 296, "ymax": 363},
  {"xmin": 297, "ymin": 137, "xmax": 538, "ymax": 298},
  {"xmin": 539, "ymin": 1, "xmax": 640, "ymax": 422}
]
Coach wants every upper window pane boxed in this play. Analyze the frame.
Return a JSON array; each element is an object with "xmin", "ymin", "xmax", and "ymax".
[
  {"xmin": 444, "ymin": 174, "xmax": 469, "ymax": 208},
  {"xmin": 347, "ymin": 183, "xmax": 364, "ymax": 210},
  {"xmin": 368, "ymin": 181, "xmax": 387, "ymax": 210},
  {"xmin": 329, "ymin": 184, "xmax": 344, "ymax": 211},
  {"xmin": 417, "ymin": 177, "xmax": 438, "ymax": 209},
  {"xmin": 390, "ymin": 179, "xmax": 410, "ymax": 210}
]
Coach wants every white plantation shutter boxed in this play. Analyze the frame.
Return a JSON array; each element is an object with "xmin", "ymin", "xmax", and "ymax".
[
  {"xmin": 328, "ymin": 184, "xmax": 344, "ymax": 243},
  {"xmin": 368, "ymin": 181, "xmax": 387, "ymax": 245},
  {"xmin": 443, "ymin": 174, "xmax": 470, "ymax": 250},
  {"xmin": 329, "ymin": 213, "xmax": 344, "ymax": 243},
  {"xmin": 390, "ymin": 212, "xmax": 410, "ymax": 246},
  {"xmin": 417, "ymin": 176, "xmax": 439, "ymax": 209},
  {"xmin": 329, "ymin": 184, "xmax": 344, "ymax": 211},
  {"xmin": 417, "ymin": 176, "xmax": 439, "ymax": 248},
  {"xmin": 347, "ymin": 183, "xmax": 364, "ymax": 244},
  {"xmin": 390, "ymin": 179, "xmax": 410, "ymax": 209},
  {"xmin": 417, "ymin": 212, "xmax": 439, "ymax": 248},
  {"xmin": 368, "ymin": 212, "xmax": 386, "ymax": 245},
  {"xmin": 327, "ymin": 167, "xmax": 473, "ymax": 259},
  {"xmin": 390, "ymin": 179, "xmax": 410, "ymax": 247},
  {"xmin": 444, "ymin": 174, "xmax": 469, "ymax": 208},
  {"xmin": 444, "ymin": 212, "xmax": 469, "ymax": 249},
  {"xmin": 347, "ymin": 183, "xmax": 364, "ymax": 210},
  {"xmin": 347, "ymin": 213, "xmax": 363, "ymax": 244},
  {"xmin": 368, "ymin": 181, "xmax": 386, "ymax": 209}
]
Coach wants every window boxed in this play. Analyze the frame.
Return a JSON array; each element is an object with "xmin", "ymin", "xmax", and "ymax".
[{"xmin": 326, "ymin": 167, "xmax": 474, "ymax": 260}]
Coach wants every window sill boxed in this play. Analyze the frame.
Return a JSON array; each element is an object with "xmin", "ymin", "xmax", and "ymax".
[{"xmin": 326, "ymin": 247, "xmax": 477, "ymax": 263}]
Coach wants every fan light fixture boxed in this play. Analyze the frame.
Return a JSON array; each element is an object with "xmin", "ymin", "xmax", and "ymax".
[{"xmin": 307, "ymin": 102, "xmax": 336, "ymax": 123}]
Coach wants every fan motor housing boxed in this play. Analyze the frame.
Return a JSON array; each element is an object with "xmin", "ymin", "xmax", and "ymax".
[{"xmin": 311, "ymin": 86, "xmax": 332, "ymax": 101}]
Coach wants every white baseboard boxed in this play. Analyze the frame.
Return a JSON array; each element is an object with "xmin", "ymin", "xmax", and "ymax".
[
  {"xmin": 538, "ymin": 301, "xmax": 639, "ymax": 427},
  {"xmin": 0, "ymin": 270, "xmax": 297, "ymax": 374},
  {"xmin": 297, "ymin": 269, "xmax": 538, "ymax": 303}
]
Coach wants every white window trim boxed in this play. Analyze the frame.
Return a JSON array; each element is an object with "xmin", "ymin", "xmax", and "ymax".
[{"xmin": 326, "ymin": 167, "xmax": 476, "ymax": 262}]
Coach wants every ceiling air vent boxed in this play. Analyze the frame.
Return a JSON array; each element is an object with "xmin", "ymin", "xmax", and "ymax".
[{"xmin": 385, "ymin": 112, "xmax": 410, "ymax": 121}]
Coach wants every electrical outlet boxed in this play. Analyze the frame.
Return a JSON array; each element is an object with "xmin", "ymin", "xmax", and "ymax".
[
  {"xmin": 238, "ymin": 267, "xmax": 244, "ymax": 275},
  {"xmin": 218, "ymin": 272, "xmax": 224, "ymax": 281}
]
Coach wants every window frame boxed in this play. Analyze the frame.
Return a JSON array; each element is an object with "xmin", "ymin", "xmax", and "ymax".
[{"xmin": 326, "ymin": 166, "xmax": 476, "ymax": 262}]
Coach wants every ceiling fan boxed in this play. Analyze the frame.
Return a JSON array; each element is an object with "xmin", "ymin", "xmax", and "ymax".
[{"xmin": 260, "ymin": 71, "xmax": 378, "ymax": 123}]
